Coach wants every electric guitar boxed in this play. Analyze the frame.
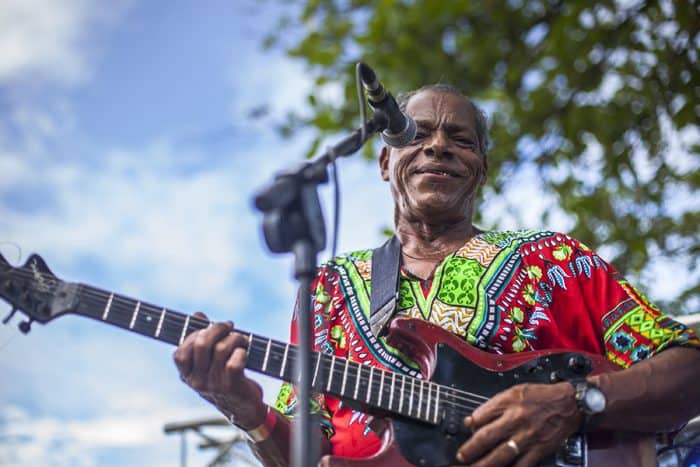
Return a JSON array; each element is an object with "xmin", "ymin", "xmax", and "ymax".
[{"xmin": 0, "ymin": 253, "xmax": 655, "ymax": 466}]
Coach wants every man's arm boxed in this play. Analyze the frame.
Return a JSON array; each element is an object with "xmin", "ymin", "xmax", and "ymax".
[
  {"xmin": 591, "ymin": 346, "xmax": 700, "ymax": 432},
  {"xmin": 172, "ymin": 315, "xmax": 331, "ymax": 467},
  {"xmin": 455, "ymin": 346, "xmax": 700, "ymax": 467}
]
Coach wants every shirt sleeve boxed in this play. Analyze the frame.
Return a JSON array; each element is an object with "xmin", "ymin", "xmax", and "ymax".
[{"xmin": 523, "ymin": 234, "xmax": 699, "ymax": 369}]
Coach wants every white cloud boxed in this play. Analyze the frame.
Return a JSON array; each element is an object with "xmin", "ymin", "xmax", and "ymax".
[
  {"xmin": 0, "ymin": 0, "xmax": 131, "ymax": 86},
  {"xmin": 0, "ymin": 404, "xmax": 251, "ymax": 467}
]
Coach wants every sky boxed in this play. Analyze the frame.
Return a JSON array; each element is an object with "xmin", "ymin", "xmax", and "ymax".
[
  {"xmin": 0, "ymin": 1, "xmax": 696, "ymax": 466},
  {"xmin": 0, "ymin": 1, "xmax": 395, "ymax": 465}
]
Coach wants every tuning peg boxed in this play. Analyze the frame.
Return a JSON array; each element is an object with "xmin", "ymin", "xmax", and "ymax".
[
  {"xmin": 2, "ymin": 307, "xmax": 18, "ymax": 325},
  {"xmin": 18, "ymin": 318, "xmax": 33, "ymax": 334}
]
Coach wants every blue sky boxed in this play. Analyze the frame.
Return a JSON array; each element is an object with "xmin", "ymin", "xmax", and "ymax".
[
  {"xmin": 0, "ymin": 1, "xmax": 696, "ymax": 466},
  {"xmin": 0, "ymin": 1, "xmax": 395, "ymax": 465}
]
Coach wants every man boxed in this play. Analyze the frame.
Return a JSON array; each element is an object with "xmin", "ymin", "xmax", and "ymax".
[{"xmin": 174, "ymin": 85, "xmax": 700, "ymax": 466}]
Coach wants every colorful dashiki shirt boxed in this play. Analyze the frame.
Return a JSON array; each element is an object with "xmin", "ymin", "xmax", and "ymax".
[{"xmin": 274, "ymin": 229, "xmax": 700, "ymax": 459}]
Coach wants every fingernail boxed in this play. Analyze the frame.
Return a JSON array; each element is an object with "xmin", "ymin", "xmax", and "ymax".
[{"xmin": 456, "ymin": 452, "xmax": 465, "ymax": 462}]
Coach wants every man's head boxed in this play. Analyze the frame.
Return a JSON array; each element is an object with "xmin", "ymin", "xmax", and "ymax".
[
  {"xmin": 379, "ymin": 86, "xmax": 489, "ymax": 226},
  {"xmin": 397, "ymin": 84, "xmax": 490, "ymax": 158}
]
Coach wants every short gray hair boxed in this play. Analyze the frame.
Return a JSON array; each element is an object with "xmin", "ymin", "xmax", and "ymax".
[{"xmin": 396, "ymin": 84, "xmax": 490, "ymax": 157}]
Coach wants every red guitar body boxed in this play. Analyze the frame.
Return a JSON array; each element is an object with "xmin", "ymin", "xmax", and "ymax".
[{"xmin": 321, "ymin": 318, "xmax": 656, "ymax": 467}]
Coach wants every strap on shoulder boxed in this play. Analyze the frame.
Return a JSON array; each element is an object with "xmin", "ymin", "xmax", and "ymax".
[{"xmin": 369, "ymin": 235, "xmax": 401, "ymax": 338}]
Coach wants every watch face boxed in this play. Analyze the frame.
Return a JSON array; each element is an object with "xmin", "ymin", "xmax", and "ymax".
[{"xmin": 584, "ymin": 387, "xmax": 607, "ymax": 413}]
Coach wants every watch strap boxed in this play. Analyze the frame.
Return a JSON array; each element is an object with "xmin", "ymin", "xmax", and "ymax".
[{"xmin": 569, "ymin": 379, "xmax": 605, "ymax": 432}]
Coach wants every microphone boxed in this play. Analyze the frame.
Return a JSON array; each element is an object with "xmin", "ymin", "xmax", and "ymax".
[{"xmin": 358, "ymin": 63, "xmax": 417, "ymax": 147}]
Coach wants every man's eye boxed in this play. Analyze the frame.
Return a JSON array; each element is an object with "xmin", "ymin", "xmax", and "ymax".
[{"xmin": 454, "ymin": 137, "xmax": 475, "ymax": 146}]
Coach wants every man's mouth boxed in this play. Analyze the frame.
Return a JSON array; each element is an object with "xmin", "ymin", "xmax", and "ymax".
[{"xmin": 414, "ymin": 168, "xmax": 461, "ymax": 178}]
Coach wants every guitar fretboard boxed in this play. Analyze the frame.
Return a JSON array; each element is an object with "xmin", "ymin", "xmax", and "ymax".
[{"xmin": 75, "ymin": 283, "xmax": 449, "ymax": 425}]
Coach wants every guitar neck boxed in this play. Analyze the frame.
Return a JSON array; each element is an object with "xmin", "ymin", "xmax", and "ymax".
[{"xmin": 74, "ymin": 283, "xmax": 444, "ymax": 425}]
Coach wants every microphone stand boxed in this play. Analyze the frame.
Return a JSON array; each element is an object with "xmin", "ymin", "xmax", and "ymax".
[{"xmin": 253, "ymin": 110, "xmax": 389, "ymax": 467}]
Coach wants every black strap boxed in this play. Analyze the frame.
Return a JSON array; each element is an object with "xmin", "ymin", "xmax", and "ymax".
[{"xmin": 369, "ymin": 235, "xmax": 401, "ymax": 337}]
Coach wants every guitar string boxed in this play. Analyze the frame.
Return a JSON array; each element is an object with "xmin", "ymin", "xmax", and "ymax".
[
  {"xmin": 76, "ymin": 289, "xmax": 488, "ymax": 415},
  {"xmin": 7, "ymin": 268, "xmax": 490, "ymax": 415},
  {"xmin": 77, "ymin": 294, "xmax": 483, "ymax": 422},
  {"xmin": 75, "ymin": 290, "xmax": 488, "ymax": 417},
  {"xmin": 76, "ymin": 287, "xmax": 490, "ymax": 407},
  {"xmin": 8, "ymin": 268, "xmax": 490, "ymax": 414},
  {"xmin": 7, "ymin": 269, "xmax": 489, "ymax": 417}
]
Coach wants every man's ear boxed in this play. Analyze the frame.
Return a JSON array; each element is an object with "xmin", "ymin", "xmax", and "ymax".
[
  {"xmin": 480, "ymin": 156, "xmax": 488, "ymax": 186},
  {"xmin": 379, "ymin": 146, "xmax": 390, "ymax": 181}
]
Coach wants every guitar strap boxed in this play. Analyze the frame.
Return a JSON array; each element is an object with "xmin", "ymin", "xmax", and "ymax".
[{"xmin": 369, "ymin": 235, "xmax": 401, "ymax": 338}]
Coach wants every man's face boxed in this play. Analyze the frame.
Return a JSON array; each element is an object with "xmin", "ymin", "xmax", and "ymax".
[{"xmin": 379, "ymin": 90, "xmax": 488, "ymax": 224}]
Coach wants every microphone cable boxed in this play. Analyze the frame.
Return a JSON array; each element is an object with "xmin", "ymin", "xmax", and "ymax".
[{"xmin": 328, "ymin": 63, "xmax": 371, "ymax": 260}]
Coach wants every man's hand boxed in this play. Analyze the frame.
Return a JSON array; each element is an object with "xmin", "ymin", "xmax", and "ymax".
[
  {"xmin": 173, "ymin": 312, "xmax": 267, "ymax": 429},
  {"xmin": 455, "ymin": 382, "xmax": 583, "ymax": 467}
]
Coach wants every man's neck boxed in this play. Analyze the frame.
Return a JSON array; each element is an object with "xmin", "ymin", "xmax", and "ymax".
[{"xmin": 395, "ymin": 216, "xmax": 476, "ymax": 260}]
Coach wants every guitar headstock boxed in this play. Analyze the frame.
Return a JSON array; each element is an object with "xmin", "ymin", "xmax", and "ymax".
[{"xmin": 0, "ymin": 252, "xmax": 78, "ymax": 333}]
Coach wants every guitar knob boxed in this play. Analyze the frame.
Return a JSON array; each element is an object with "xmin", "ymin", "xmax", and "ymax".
[
  {"xmin": 567, "ymin": 354, "xmax": 591, "ymax": 375},
  {"xmin": 2, "ymin": 307, "xmax": 18, "ymax": 325},
  {"xmin": 18, "ymin": 319, "xmax": 33, "ymax": 334}
]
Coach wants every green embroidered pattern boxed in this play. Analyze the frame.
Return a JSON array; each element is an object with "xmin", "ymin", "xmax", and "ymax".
[
  {"xmin": 397, "ymin": 279, "xmax": 415, "ymax": 309},
  {"xmin": 438, "ymin": 257, "xmax": 485, "ymax": 307}
]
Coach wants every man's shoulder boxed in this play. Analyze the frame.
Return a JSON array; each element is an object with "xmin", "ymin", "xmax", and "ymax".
[
  {"xmin": 322, "ymin": 247, "xmax": 374, "ymax": 268},
  {"xmin": 477, "ymin": 228, "xmax": 575, "ymax": 248}
]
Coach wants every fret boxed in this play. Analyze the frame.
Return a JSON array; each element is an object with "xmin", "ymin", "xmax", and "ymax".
[
  {"xmin": 409, "ymin": 377, "xmax": 415, "ymax": 416},
  {"xmin": 311, "ymin": 352, "xmax": 322, "ymax": 388},
  {"xmin": 433, "ymin": 383, "xmax": 440, "ymax": 424},
  {"xmin": 424, "ymin": 382, "xmax": 432, "ymax": 422},
  {"xmin": 378, "ymin": 370, "xmax": 385, "ymax": 406},
  {"xmin": 261, "ymin": 338, "xmax": 273, "ymax": 372},
  {"xmin": 353, "ymin": 363, "xmax": 362, "ymax": 400},
  {"xmin": 178, "ymin": 315, "xmax": 191, "ymax": 345},
  {"xmin": 399, "ymin": 375, "xmax": 405, "ymax": 413},
  {"xmin": 280, "ymin": 344, "xmax": 289, "ymax": 378},
  {"xmin": 418, "ymin": 379, "xmax": 424, "ymax": 420},
  {"xmin": 366, "ymin": 367, "xmax": 374, "ymax": 404},
  {"xmin": 102, "ymin": 293, "xmax": 114, "ymax": 320},
  {"xmin": 129, "ymin": 301, "xmax": 141, "ymax": 330},
  {"xmin": 326, "ymin": 356, "xmax": 336, "ymax": 392},
  {"xmin": 155, "ymin": 308, "xmax": 166, "ymax": 338},
  {"xmin": 247, "ymin": 333, "xmax": 254, "ymax": 354},
  {"xmin": 389, "ymin": 372, "xmax": 396, "ymax": 410},
  {"xmin": 340, "ymin": 359, "xmax": 349, "ymax": 396}
]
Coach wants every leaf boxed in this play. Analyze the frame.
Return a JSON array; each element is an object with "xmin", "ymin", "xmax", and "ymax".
[{"xmin": 264, "ymin": 0, "xmax": 699, "ymax": 314}]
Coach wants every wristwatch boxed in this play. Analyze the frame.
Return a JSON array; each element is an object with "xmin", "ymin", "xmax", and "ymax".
[{"xmin": 570, "ymin": 379, "xmax": 606, "ymax": 432}]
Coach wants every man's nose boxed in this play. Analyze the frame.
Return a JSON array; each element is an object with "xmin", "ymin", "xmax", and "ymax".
[{"xmin": 424, "ymin": 130, "xmax": 451, "ymax": 158}]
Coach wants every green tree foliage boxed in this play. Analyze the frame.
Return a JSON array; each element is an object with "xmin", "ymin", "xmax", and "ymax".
[{"xmin": 266, "ymin": 0, "xmax": 699, "ymax": 314}]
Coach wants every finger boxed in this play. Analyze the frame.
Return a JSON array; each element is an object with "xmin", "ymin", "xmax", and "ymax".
[
  {"xmin": 224, "ymin": 346, "xmax": 249, "ymax": 382},
  {"xmin": 193, "ymin": 311, "xmax": 208, "ymax": 319},
  {"xmin": 468, "ymin": 386, "xmax": 523, "ymax": 429},
  {"xmin": 173, "ymin": 341, "xmax": 194, "ymax": 377},
  {"xmin": 467, "ymin": 437, "xmax": 523, "ymax": 467},
  {"xmin": 456, "ymin": 413, "xmax": 521, "ymax": 464},
  {"xmin": 210, "ymin": 332, "xmax": 249, "ymax": 389},
  {"xmin": 190, "ymin": 322, "xmax": 233, "ymax": 381},
  {"xmin": 513, "ymin": 448, "xmax": 542, "ymax": 467}
]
